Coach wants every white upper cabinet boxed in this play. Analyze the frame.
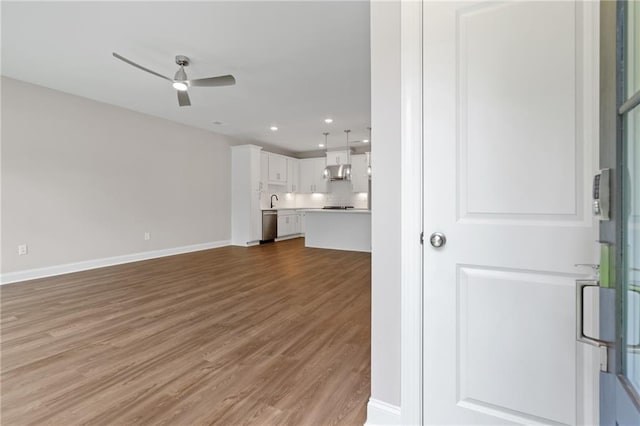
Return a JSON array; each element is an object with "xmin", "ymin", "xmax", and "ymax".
[
  {"xmin": 350, "ymin": 154, "xmax": 369, "ymax": 193},
  {"xmin": 313, "ymin": 158, "xmax": 327, "ymax": 193},
  {"xmin": 299, "ymin": 158, "xmax": 315, "ymax": 193},
  {"xmin": 286, "ymin": 158, "xmax": 299, "ymax": 193},
  {"xmin": 325, "ymin": 150, "xmax": 350, "ymax": 166},
  {"xmin": 299, "ymin": 157, "xmax": 327, "ymax": 193},
  {"xmin": 268, "ymin": 154, "xmax": 287, "ymax": 185},
  {"xmin": 260, "ymin": 151, "xmax": 269, "ymax": 192}
]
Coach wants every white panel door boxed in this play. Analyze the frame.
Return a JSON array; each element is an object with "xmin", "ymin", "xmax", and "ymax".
[{"xmin": 423, "ymin": 1, "xmax": 597, "ymax": 425}]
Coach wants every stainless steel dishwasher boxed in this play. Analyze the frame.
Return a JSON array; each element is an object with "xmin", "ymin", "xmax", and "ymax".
[{"xmin": 261, "ymin": 210, "xmax": 277, "ymax": 242}]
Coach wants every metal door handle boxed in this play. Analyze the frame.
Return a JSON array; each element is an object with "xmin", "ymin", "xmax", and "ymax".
[
  {"xmin": 576, "ymin": 279, "xmax": 613, "ymax": 347},
  {"xmin": 429, "ymin": 232, "xmax": 446, "ymax": 248}
]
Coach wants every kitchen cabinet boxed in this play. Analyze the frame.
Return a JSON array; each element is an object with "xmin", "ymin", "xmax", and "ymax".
[
  {"xmin": 286, "ymin": 158, "xmax": 299, "ymax": 193},
  {"xmin": 313, "ymin": 159, "xmax": 327, "ymax": 192},
  {"xmin": 277, "ymin": 210, "xmax": 301, "ymax": 237},
  {"xmin": 231, "ymin": 145, "xmax": 263, "ymax": 246},
  {"xmin": 326, "ymin": 150, "xmax": 351, "ymax": 166},
  {"xmin": 299, "ymin": 157, "xmax": 327, "ymax": 193},
  {"xmin": 298, "ymin": 211, "xmax": 305, "ymax": 234},
  {"xmin": 299, "ymin": 159, "xmax": 314, "ymax": 192},
  {"xmin": 304, "ymin": 210, "xmax": 371, "ymax": 252},
  {"xmin": 260, "ymin": 152, "xmax": 269, "ymax": 192},
  {"xmin": 350, "ymin": 154, "xmax": 369, "ymax": 193},
  {"xmin": 268, "ymin": 154, "xmax": 287, "ymax": 185}
]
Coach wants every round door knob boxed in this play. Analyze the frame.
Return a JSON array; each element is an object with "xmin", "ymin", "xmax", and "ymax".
[{"xmin": 429, "ymin": 232, "xmax": 446, "ymax": 248}]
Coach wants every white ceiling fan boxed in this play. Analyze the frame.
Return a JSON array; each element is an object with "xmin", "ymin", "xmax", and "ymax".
[{"xmin": 112, "ymin": 52, "xmax": 236, "ymax": 107}]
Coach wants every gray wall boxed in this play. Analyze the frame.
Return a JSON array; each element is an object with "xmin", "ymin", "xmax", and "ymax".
[
  {"xmin": 2, "ymin": 77, "xmax": 237, "ymax": 273},
  {"xmin": 370, "ymin": 1, "xmax": 401, "ymax": 408}
]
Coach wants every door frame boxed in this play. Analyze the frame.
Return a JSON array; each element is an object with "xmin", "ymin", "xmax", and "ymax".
[
  {"xmin": 398, "ymin": 1, "xmax": 601, "ymax": 424},
  {"xmin": 599, "ymin": 0, "xmax": 640, "ymax": 422},
  {"xmin": 399, "ymin": 0, "xmax": 423, "ymax": 423}
]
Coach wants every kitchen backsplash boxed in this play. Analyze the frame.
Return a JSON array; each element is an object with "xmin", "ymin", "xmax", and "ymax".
[{"xmin": 261, "ymin": 180, "xmax": 368, "ymax": 210}]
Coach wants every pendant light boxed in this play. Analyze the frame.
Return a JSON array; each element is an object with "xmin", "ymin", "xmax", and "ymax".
[
  {"xmin": 322, "ymin": 132, "xmax": 330, "ymax": 178},
  {"xmin": 344, "ymin": 129, "xmax": 352, "ymax": 177}
]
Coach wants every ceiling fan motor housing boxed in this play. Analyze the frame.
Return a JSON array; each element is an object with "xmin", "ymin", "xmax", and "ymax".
[
  {"xmin": 174, "ymin": 67, "xmax": 188, "ymax": 82},
  {"xmin": 175, "ymin": 55, "xmax": 190, "ymax": 67}
]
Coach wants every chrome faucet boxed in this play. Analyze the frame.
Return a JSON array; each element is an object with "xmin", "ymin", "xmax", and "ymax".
[{"xmin": 270, "ymin": 194, "xmax": 279, "ymax": 209}]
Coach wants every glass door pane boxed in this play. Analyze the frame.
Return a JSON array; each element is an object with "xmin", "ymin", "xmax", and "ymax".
[
  {"xmin": 626, "ymin": 1, "xmax": 640, "ymax": 98},
  {"xmin": 623, "ymin": 103, "xmax": 640, "ymax": 396}
]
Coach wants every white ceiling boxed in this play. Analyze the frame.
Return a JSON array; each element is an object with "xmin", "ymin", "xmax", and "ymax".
[{"xmin": 1, "ymin": 1, "xmax": 371, "ymax": 153}]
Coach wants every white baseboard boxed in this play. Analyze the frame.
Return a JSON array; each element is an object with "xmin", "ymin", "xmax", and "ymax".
[
  {"xmin": 366, "ymin": 398, "xmax": 402, "ymax": 426},
  {"xmin": 0, "ymin": 240, "xmax": 230, "ymax": 285},
  {"xmin": 275, "ymin": 234, "xmax": 304, "ymax": 242}
]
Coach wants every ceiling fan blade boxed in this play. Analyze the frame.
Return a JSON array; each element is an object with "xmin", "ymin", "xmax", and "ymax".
[
  {"xmin": 177, "ymin": 90, "xmax": 191, "ymax": 107},
  {"xmin": 112, "ymin": 52, "xmax": 172, "ymax": 82},
  {"xmin": 188, "ymin": 75, "xmax": 236, "ymax": 87}
]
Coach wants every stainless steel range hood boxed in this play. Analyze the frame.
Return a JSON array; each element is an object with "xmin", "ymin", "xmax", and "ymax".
[{"xmin": 324, "ymin": 164, "xmax": 352, "ymax": 181}]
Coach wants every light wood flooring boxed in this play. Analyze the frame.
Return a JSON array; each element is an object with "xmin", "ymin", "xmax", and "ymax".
[{"xmin": 1, "ymin": 238, "xmax": 371, "ymax": 425}]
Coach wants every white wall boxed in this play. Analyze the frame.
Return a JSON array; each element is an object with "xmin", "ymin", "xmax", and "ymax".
[
  {"xmin": 1, "ymin": 77, "xmax": 239, "ymax": 274},
  {"xmin": 369, "ymin": 0, "xmax": 401, "ymax": 413}
]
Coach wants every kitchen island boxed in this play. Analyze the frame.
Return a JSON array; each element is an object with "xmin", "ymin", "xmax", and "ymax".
[{"xmin": 301, "ymin": 209, "xmax": 371, "ymax": 252}]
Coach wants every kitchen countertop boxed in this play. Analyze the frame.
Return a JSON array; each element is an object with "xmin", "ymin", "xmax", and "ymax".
[{"xmin": 262, "ymin": 208, "xmax": 371, "ymax": 214}]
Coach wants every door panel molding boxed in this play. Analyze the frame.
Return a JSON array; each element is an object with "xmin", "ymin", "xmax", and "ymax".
[
  {"xmin": 457, "ymin": 1, "xmax": 577, "ymax": 219},
  {"xmin": 457, "ymin": 265, "xmax": 576, "ymax": 425}
]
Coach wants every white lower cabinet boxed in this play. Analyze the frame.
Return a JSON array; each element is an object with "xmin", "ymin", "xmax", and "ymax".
[
  {"xmin": 277, "ymin": 215, "xmax": 288, "ymax": 238},
  {"xmin": 277, "ymin": 210, "xmax": 304, "ymax": 237},
  {"xmin": 295, "ymin": 213, "xmax": 302, "ymax": 234},
  {"xmin": 298, "ymin": 211, "xmax": 305, "ymax": 234}
]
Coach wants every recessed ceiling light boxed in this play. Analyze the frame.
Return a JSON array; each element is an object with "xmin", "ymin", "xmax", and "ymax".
[
  {"xmin": 324, "ymin": 118, "xmax": 333, "ymax": 123},
  {"xmin": 270, "ymin": 126, "xmax": 278, "ymax": 131},
  {"xmin": 363, "ymin": 139, "xmax": 370, "ymax": 143},
  {"xmin": 319, "ymin": 143, "xmax": 325, "ymax": 148}
]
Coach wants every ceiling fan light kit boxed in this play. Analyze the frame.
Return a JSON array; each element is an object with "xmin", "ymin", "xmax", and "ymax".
[
  {"xmin": 112, "ymin": 52, "xmax": 236, "ymax": 107},
  {"xmin": 172, "ymin": 82, "xmax": 188, "ymax": 91}
]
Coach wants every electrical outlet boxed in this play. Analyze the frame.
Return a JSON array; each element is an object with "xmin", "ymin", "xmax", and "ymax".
[
  {"xmin": 18, "ymin": 244, "xmax": 28, "ymax": 256},
  {"xmin": 144, "ymin": 232, "xmax": 151, "ymax": 241}
]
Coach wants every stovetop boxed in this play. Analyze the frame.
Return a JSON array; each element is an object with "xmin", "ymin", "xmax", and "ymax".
[{"xmin": 322, "ymin": 206, "xmax": 355, "ymax": 210}]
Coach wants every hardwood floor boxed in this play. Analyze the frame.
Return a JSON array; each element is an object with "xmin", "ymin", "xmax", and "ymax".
[{"xmin": 1, "ymin": 238, "xmax": 371, "ymax": 425}]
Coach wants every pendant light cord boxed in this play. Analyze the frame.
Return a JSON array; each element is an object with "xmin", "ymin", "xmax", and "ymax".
[
  {"xmin": 344, "ymin": 130, "xmax": 351, "ymax": 164},
  {"xmin": 323, "ymin": 132, "xmax": 329, "ymax": 168}
]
